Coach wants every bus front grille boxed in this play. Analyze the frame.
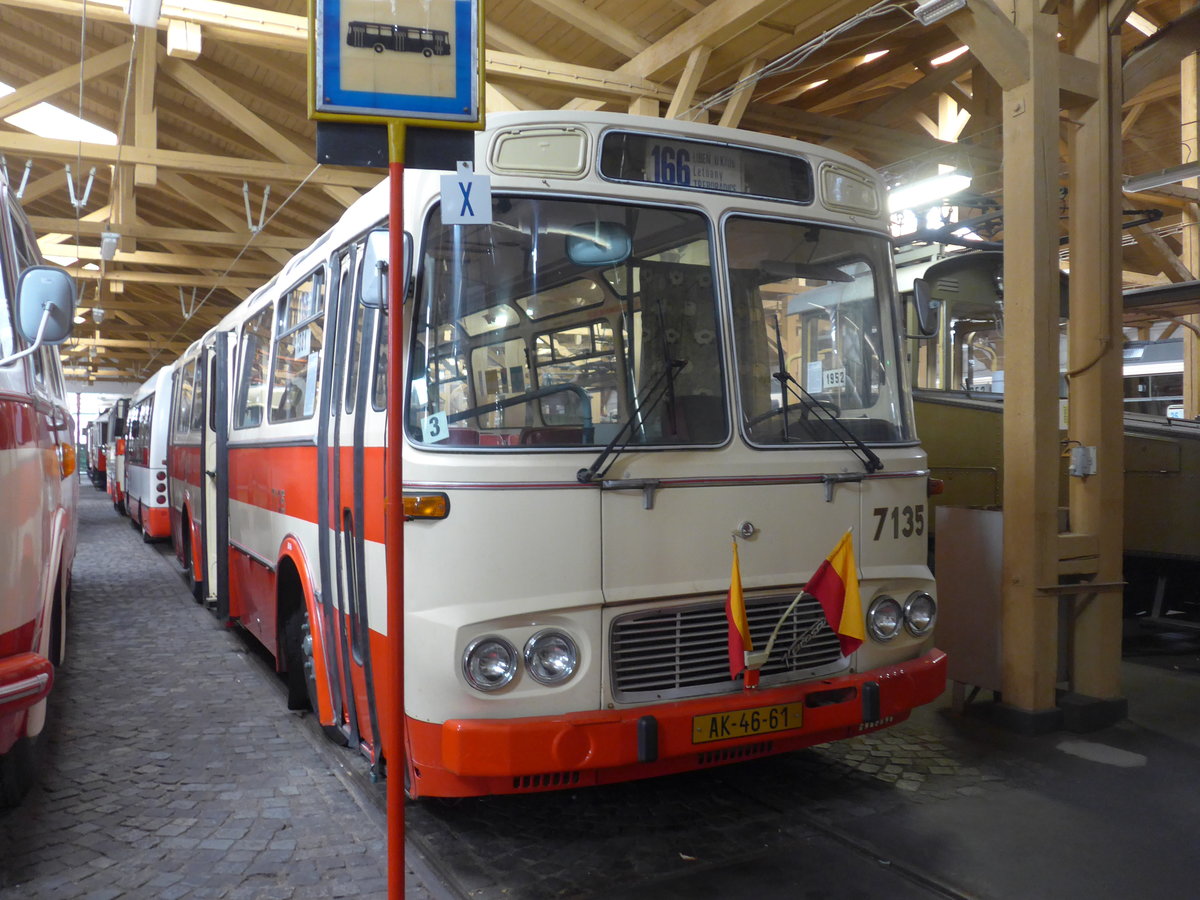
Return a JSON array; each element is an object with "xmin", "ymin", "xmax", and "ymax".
[{"xmin": 610, "ymin": 593, "xmax": 847, "ymax": 702}]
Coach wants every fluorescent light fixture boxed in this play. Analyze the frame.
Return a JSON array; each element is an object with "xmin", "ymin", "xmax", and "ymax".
[
  {"xmin": 100, "ymin": 232, "xmax": 119, "ymax": 261},
  {"xmin": 887, "ymin": 171, "xmax": 972, "ymax": 212},
  {"xmin": 930, "ymin": 45, "xmax": 970, "ymax": 66},
  {"xmin": 1123, "ymin": 161, "xmax": 1200, "ymax": 193},
  {"xmin": 861, "ymin": 50, "xmax": 889, "ymax": 64},
  {"xmin": 914, "ymin": 0, "xmax": 966, "ymax": 26},
  {"xmin": 124, "ymin": 0, "xmax": 162, "ymax": 27}
]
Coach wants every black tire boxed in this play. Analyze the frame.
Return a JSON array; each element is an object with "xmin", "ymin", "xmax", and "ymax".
[
  {"xmin": 0, "ymin": 738, "xmax": 38, "ymax": 808},
  {"xmin": 48, "ymin": 589, "xmax": 63, "ymax": 668},
  {"xmin": 373, "ymin": 43, "xmax": 384, "ymax": 53},
  {"xmin": 284, "ymin": 608, "xmax": 348, "ymax": 746},
  {"xmin": 422, "ymin": 47, "xmax": 432, "ymax": 58}
]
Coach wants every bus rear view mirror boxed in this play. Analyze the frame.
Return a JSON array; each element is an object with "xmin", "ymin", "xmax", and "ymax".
[
  {"xmin": 17, "ymin": 265, "xmax": 76, "ymax": 346},
  {"xmin": 912, "ymin": 277, "xmax": 939, "ymax": 337},
  {"xmin": 359, "ymin": 229, "xmax": 410, "ymax": 309},
  {"xmin": 565, "ymin": 222, "xmax": 631, "ymax": 267}
]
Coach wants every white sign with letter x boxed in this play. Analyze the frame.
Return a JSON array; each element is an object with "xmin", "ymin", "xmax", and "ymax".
[{"xmin": 440, "ymin": 161, "xmax": 492, "ymax": 225}]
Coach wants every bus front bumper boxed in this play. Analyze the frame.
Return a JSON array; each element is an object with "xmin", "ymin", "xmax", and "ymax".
[{"xmin": 406, "ymin": 648, "xmax": 947, "ymax": 797}]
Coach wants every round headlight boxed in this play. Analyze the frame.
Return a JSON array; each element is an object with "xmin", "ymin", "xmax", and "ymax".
[
  {"xmin": 904, "ymin": 591, "xmax": 937, "ymax": 636},
  {"xmin": 867, "ymin": 595, "xmax": 903, "ymax": 642},
  {"xmin": 463, "ymin": 636, "xmax": 518, "ymax": 692},
  {"xmin": 524, "ymin": 630, "xmax": 578, "ymax": 685}
]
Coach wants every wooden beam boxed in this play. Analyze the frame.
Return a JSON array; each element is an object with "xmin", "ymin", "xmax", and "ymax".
[
  {"xmin": 717, "ymin": 58, "xmax": 763, "ymax": 129},
  {"xmin": 0, "ymin": 131, "xmax": 380, "ymax": 187},
  {"xmin": 666, "ymin": 46, "xmax": 712, "ymax": 119},
  {"xmin": 1123, "ymin": 5, "xmax": 1200, "ymax": 101},
  {"xmin": 0, "ymin": 42, "xmax": 131, "ymax": 120},
  {"xmin": 487, "ymin": 51, "xmax": 675, "ymax": 103},
  {"xmin": 159, "ymin": 50, "xmax": 359, "ymax": 208},
  {"xmin": 525, "ymin": 0, "xmax": 649, "ymax": 59},
  {"xmin": 134, "ymin": 29, "xmax": 158, "ymax": 188},
  {"xmin": 944, "ymin": 0, "xmax": 1031, "ymax": 91},
  {"xmin": 0, "ymin": 0, "xmax": 308, "ymax": 53},
  {"xmin": 28, "ymin": 216, "xmax": 311, "ymax": 250}
]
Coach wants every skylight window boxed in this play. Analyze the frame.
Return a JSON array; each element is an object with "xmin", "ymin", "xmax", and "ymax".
[{"xmin": 0, "ymin": 82, "xmax": 117, "ymax": 144}]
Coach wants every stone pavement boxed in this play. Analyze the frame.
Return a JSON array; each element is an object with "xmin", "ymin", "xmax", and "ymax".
[{"xmin": 0, "ymin": 482, "xmax": 446, "ymax": 899}]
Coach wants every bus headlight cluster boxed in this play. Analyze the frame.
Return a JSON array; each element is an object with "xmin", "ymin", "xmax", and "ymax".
[
  {"xmin": 866, "ymin": 591, "xmax": 937, "ymax": 642},
  {"xmin": 463, "ymin": 630, "xmax": 579, "ymax": 692}
]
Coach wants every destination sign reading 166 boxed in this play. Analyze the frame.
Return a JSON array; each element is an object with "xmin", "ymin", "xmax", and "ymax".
[{"xmin": 647, "ymin": 141, "xmax": 745, "ymax": 193}]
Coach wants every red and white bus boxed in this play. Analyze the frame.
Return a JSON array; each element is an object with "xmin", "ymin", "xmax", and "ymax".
[
  {"xmin": 85, "ymin": 415, "xmax": 108, "ymax": 490},
  {"xmin": 125, "ymin": 365, "xmax": 174, "ymax": 541},
  {"xmin": 0, "ymin": 173, "xmax": 78, "ymax": 806},
  {"xmin": 170, "ymin": 111, "xmax": 947, "ymax": 798},
  {"xmin": 104, "ymin": 396, "xmax": 129, "ymax": 514}
]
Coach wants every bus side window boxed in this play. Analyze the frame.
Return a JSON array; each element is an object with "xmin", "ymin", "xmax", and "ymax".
[
  {"xmin": 176, "ymin": 360, "xmax": 196, "ymax": 436},
  {"xmin": 271, "ymin": 272, "xmax": 325, "ymax": 423},
  {"xmin": 372, "ymin": 311, "xmax": 387, "ymax": 412},
  {"xmin": 235, "ymin": 307, "xmax": 273, "ymax": 429}
]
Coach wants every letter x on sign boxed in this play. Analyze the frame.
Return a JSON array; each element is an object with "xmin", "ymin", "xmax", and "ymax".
[{"xmin": 440, "ymin": 161, "xmax": 492, "ymax": 225}]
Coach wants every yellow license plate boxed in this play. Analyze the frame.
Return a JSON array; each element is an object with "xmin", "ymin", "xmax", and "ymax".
[{"xmin": 692, "ymin": 702, "xmax": 805, "ymax": 744}]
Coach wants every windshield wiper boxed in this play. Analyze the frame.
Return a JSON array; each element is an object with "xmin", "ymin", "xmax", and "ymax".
[
  {"xmin": 769, "ymin": 315, "xmax": 883, "ymax": 474},
  {"xmin": 577, "ymin": 359, "xmax": 687, "ymax": 483}
]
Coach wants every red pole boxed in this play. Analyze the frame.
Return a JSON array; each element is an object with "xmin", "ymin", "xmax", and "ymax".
[{"xmin": 385, "ymin": 121, "xmax": 406, "ymax": 899}]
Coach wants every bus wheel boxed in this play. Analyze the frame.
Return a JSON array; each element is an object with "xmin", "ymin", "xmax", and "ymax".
[
  {"xmin": 422, "ymin": 48, "xmax": 432, "ymax": 57},
  {"xmin": 284, "ymin": 608, "xmax": 348, "ymax": 746},
  {"xmin": 0, "ymin": 738, "xmax": 37, "ymax": 808},
  {"xmin": 373, "ymin": 43, "xmax": 384, "ymax": 53}
]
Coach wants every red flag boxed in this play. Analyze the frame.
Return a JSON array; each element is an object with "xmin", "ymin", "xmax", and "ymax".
[
  {"xmin": 804, "ymin": 530, "xmax": 865, "ymax": 656},
  {"xmin": 725, "ymin": 542, "xmax": 759, "ymax": 688}
]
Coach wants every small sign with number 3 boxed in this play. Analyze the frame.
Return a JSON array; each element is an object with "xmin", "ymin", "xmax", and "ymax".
[{"xmin": 422, "ymin": 411, "xmax": 449, "ymax": 443}]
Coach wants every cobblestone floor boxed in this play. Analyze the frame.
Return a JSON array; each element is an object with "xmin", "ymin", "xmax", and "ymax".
[{"xmin": 0, "ymin": 485, "xmax": 428, "ymax": 899}]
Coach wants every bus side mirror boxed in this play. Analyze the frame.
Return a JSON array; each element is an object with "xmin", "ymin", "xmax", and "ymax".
[
  {"xmin": 360, "ymin": 230, "xmax": 410, "ymax": 309},
  {"xmin": 1, "ymin": 266, "xmax": 77, "ymax": 366},
  {"xmin": 912, "ymin": 277, "xmax": 939, "ymax": 337}
]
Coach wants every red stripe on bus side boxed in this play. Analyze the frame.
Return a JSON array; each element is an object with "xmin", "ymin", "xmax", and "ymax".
[{"xmin": 227, "ymin": 444, "xmax": 387, "ymax": 545}]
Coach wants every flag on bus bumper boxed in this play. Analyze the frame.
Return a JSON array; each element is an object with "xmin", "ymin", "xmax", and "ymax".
[
  {"xmin": 805, "ymin": 530, "xmax": 865, "ymax": 656},
  {"xmin": 725, "ymin": 543, "xmax": 759, "ymax": 688}
]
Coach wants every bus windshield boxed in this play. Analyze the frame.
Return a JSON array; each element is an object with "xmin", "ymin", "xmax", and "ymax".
[
  {"xmin": 409, "ymin": 196, "xmax": 727, "ymax": 449},
  {"xmin": 726, "ymin": 216, "xmax": 910, "ymax": 445}
]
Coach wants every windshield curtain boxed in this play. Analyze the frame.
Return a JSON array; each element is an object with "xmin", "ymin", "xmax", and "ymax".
[
  {"xmin": 408, "ymin": 196, "xmax": 728, "ymax": 449},
  {"xmin": 725, "ymin": 216, "xmax": 910, "ymax": 445}
]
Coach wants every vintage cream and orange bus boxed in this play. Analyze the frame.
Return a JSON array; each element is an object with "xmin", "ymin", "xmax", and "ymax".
[
  {"xmin": 104, "ymin": 396, "xmax": 129, "ymax": 514},
  {"xmin": 169, "ymin": 112, "xmax": 946, "ymax": 798},
  {"xmin": 0, "ymin": 173, "xmax": 78, "ymax": 806},
  {"xmin": 124, "ymin": 365, "xmax": 174, "ymax": 541},
  {"xmin": 85, "ymin": 415, "xmax": 108, "ymax": 490}
]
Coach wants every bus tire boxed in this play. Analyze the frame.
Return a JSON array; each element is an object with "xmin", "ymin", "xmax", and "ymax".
[
  {"xmin": 422, "ymin": 48, "xmax": 432, "ymax": 57},
  {"xmin": 48, "ymin": 581, "xmax": 64, "ymax": 668},
  {"xmin": 373, "ymin": 43, "xmax": 384, "ymax": 53},
  {"xmin": 0, "ymin": 738, "xmax": 37, "ymax": 808},
  {"xmin": 284, "ymin": 607, "xmax": 348, "ymax": 746}
]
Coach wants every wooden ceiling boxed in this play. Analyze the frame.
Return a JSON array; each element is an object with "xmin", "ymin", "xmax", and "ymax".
[{"xmin": 0, "ymin": 0, "xmax": 1194, "ymax": 384}]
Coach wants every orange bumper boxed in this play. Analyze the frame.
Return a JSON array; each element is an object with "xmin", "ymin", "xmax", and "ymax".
[
  {"xmin": 406, "ymin": 648, "xmax": 947, "ymax": 798},
  {"xmin": 144, "ymin": 504, "xmax": 171, "ymax": 539}
]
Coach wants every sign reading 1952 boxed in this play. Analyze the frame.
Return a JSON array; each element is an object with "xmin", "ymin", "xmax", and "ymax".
[{"xmin": 873, "ymin": 505, "xmax": 925, "ymax": 540}]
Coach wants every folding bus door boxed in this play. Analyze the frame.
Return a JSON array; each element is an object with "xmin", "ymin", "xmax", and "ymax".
[{"xmin": 317, "ymin": 241, "xmax": 384, "ymax": 761}]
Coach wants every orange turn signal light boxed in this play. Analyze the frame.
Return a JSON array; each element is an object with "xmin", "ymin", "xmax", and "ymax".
[
  {"xmin": 927, "ymin": 477, "xmax": 945, "ymax": 496},
  {"xmin": 403, "ymin": 492, "xmax": 449, "ymax": 520},
  {"xmin": 58, "ymin": 442, "xmax": 77, "ymax": 479}
]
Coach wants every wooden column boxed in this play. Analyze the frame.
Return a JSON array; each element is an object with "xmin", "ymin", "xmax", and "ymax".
[
  {"xmin": 997, "ymin": 0, "xmax": 1063, "ymax": 725},
  {"xmin": 1183, "ymin": 29, "xmax": 1199, "ymax": 408},
  {"xmin": 1064, "ymin": 0, "xmax": 1125, "ymax": 709}
]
